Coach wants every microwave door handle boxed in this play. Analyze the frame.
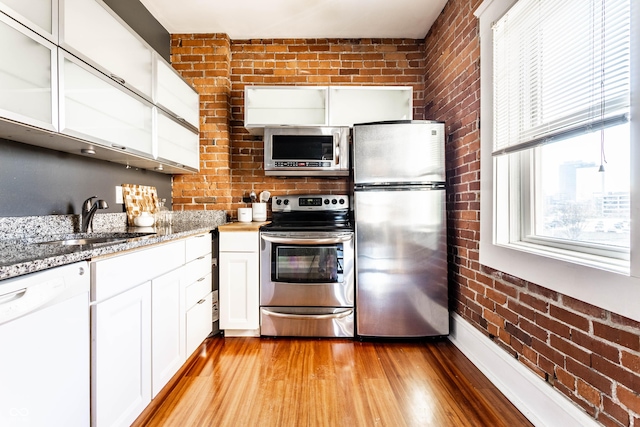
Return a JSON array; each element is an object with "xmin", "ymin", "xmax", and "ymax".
[{"xmin": 334, "ymin": 133, "xmax": 340, "ymax": 165}]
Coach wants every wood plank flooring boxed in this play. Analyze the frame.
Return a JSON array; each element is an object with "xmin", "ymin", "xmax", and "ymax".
[{"xmin": 133, "ymin": 336, "xmax": 533, "ymax": 427}]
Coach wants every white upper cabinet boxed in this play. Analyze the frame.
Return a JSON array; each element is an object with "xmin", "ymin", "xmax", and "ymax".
[
  {"xmin": 156, "ymin": 109, "xmax": 200, "ymax": 171},
  {"xmin": 244, "ymin": 86, "xmax": 328, "ymax": 133},
  {"xmin": 328, "ymin": 86, "xmax": 413, "ymax": 127},
  {"xmin": 244, "ymin": 85, "xmax": 413, "ymax": 134},
  {"xmin": 0, "ymin": 0, "xmax": 199, "ymax": 174},
  {"xmin": 0, "ymin": 13, "xmax": 57, "ymax": 132},
  {"xmin": 0, "ymin": 0, "xmax": 57, "ymax": 42},
  {"xmin": 59, "ymin": 50, "xmax": 153, "ymax": 157},
  {"xmin": 155, "ymin": 55, "xmax": 199, "ymax": 129},
  {"xmin": 59, "ymin": 0, "xmax": 153, "ymax": 100}
]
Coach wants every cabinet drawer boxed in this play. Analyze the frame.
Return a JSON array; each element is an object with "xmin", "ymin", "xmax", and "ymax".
[
  {"xmin": 186, "ymin": 292, "xmax": 212, "ymax": 356},
  {"xmin": 185, "ymin": 272, "xmax": 211, "ymax": 309},
  {"xmin": 219, "ymin": 231, "xmax": 258, "ymax": 252},
  {"xmin": 91, "ymin": 240, "xmax": 185, "ymax": 302},
  {"xmin": 184, "ymin": 253, "xmax": 211, "ymax": 286},
  {"xmin": 185, "ymin": 233, "xmax": 211, "ymax": 262}
]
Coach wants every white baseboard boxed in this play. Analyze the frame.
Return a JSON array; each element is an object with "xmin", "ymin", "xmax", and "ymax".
[{"xmin": 449, "ymin": 313, "xmax": 599, "ymax": 427}]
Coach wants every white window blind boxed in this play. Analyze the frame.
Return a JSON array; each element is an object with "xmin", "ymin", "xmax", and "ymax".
[{"xmin": 492, "ymin": 0, "xmax": 630, "ymax": 156}]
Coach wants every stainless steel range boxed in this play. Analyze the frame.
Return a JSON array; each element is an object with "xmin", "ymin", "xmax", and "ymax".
[{"xmin": 259, "ymin": 194, "xmax": 354, "ymax": 337}]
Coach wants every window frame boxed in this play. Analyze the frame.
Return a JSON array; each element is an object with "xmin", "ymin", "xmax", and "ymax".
[{"xmin": 475, "ymin": 0, "xmax": 640, "ymax": 323}]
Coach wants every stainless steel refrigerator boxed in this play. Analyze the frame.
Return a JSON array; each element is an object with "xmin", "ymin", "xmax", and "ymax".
[{"xmin": 353, "ymin": 120, "xmax": 449, "ymax": 337}]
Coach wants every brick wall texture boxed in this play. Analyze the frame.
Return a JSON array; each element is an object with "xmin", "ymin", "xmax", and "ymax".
[{"xmin": 170, "ymin": 1, "xmax": 640, "ymax": 425}]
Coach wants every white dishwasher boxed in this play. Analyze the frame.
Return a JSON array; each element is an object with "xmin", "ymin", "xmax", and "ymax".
[{"xmin": 0, "ymin": 262, "xmax": 90, "ymax": 427}]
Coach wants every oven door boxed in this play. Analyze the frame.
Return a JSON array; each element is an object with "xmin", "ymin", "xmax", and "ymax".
[{"xmin": 260, "ymin": 232, "xmax": 354, "ymax": 307}]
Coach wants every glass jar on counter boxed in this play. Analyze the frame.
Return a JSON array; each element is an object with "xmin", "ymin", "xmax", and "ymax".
[{"xmin": 155, "ymin": 198, "xmax": 172, "ymax": 227}]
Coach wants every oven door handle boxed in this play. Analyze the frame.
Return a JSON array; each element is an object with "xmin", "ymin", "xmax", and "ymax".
[
  {"xmin": 261, "ymin": 308, "xmax": 353, "ymax": 320},
  {"xmin": 260, "ymin": 234, "xmax": 353, "ymax": 245}
]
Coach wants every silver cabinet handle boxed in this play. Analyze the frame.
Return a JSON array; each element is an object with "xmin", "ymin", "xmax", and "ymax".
[
  {"xmin": 197, "ymin": 299, "xmax": 206, "ymax": 304},
  {"xmin": 0, "ymin": 288, "xmax": 26, "ymax": 305},
  {"xmin": 110, "ymin": 74, "xmax": 125, "ymax": 85}
]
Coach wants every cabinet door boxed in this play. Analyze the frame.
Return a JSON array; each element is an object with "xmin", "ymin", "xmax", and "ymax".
[
  {"xmin": 0, "ymin": 14, "xmax": 56, "ymax": 131},
  {"xmin": 155, "ymin": 56, "xmax": 199, "ymax": 128},
  {"xmin": 92, "ymin": 282, "xmax": 151, "ymax": 427},
  {"xmin": 0, "ymin": 0, "xmax": 56, "ymax": 42},
  {"xmin": 157, "ymin": 109, "xmax": 200, "ymax": 171},
  {"xmin": 59, "ymin": 51, "xmax": 154, "ymax": 157},
  {"xmin": 151, "ymin": 267, "xmax": 184, "ymax": 397},
  {"xmin": 244, "ymin": 86, "xmax": 328, "ymax": 134},
  {"xmin": 328, "ymin": 86, "xmax": 413, "ymax": 127},
  {"xmin": 59, "ymin": 0, "xmax": 153, "ymax": 99},
  {"xmin": 219, "ymin": 251, "xmax": 259, "ymax": 331}
]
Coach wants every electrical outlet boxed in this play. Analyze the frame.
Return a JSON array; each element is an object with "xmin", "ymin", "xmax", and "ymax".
[{"xmin": 115, "ymin": 186, "xmax": 123, "ymax": 204}]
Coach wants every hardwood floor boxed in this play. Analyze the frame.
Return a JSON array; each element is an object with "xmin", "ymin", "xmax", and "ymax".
[{"xmin": 134, "ymin": 336, "xmax": 533, "ymax": 427}]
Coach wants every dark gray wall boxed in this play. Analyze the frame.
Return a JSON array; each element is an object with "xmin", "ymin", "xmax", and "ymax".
[
  {"xmin": 104, "ymin": 0, "xmax": 171, "ymax": 61},
  {"xmin": 0, "ymin": 139, "xmax": 172, "ymax": 217},
  {"xmin": 0, "ymin": 1, "xmax": 174, "ymax": 217}
]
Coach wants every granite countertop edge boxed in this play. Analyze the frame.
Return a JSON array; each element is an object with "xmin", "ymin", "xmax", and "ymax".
[{"xmin": 0, "ymin": 211, "xmax": 228, "ymax": 281}]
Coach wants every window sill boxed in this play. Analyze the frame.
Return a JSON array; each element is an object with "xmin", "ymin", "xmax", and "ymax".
[{"xmin": 505, "ymin": 240, "xmax": 629, "ymax": 276}]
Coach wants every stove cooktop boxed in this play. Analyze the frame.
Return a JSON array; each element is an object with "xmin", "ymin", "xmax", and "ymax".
[{"xmin": 261, "ymin": 194, "xmax": 352, "ymax": 232}]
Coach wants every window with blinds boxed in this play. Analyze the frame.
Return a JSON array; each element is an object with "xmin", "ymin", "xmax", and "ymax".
[
  {"xmin": 490, "ymin": 0, "xmax": 632, "ymax": 269},
  {"xmin": 492, "ymin": 0, "xmax": 630, "ymax": 156}
]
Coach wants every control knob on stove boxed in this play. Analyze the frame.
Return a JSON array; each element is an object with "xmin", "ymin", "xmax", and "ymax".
[
  {"xmin": 324, "ymin": 199, "xmax": 329, "ymax": 205},
  {"xmin": 339, "ymin": 199, "xmax": 345, "ymax": 204},
  {"xmin": 331, "ymin": 199, "xmax": 337, "ymax": 204},
  {"xmin": 276, "ymin": 199, "xmax": 282, "ymax": 205},
  {"xmin": 283, "ymin": 199, "xmax": 289, "ymax": 205}
]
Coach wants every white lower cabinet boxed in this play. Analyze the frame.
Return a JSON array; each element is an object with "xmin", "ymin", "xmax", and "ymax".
[
  {"xmin": 92, "ymin": 281, "xmax": 151, "ymax": 427},
  {"xmin": 91, "ymin": 233, "xmax": 213, "ymax": 426},
  {"xmin": 151, "ymin": 266, "xmax": 185, "ymax": 398},
  {"xmin": 219, "ymin": 230, "xmax": 260, "ymax": 336}
]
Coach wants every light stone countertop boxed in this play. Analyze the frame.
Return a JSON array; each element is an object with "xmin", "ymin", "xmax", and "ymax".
[{"xmin": 0, "ymin": 211, "xmax": 227, "ymax": 281}]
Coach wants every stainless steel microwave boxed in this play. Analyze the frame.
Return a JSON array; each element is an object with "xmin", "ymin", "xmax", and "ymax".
[{"xmin": 263, "ymin": 126, "xmax": 350, "ymax": 176}]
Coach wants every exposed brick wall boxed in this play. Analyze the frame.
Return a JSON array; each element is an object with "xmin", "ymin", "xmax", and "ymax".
[
  {"xmin": 171, "ymin": 37, "xmax": 425, "ymax": 216},
  {"xmin": 170, "ymin": 33, "xmax": 232, "ymax": 211},
  {"xmin": 423, "ymin": 1, "xmax": 640, "ymax": 426}
]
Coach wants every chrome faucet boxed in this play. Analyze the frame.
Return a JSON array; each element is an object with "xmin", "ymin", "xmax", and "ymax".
[{"xmin": 81, "ymin": 196, "xmax": 108, "ymax": 233}]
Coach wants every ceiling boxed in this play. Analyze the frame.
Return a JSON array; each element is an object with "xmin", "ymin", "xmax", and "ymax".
[{"xmin": 138, "ymin": 0, "xmax": 449, "ymax": 40}]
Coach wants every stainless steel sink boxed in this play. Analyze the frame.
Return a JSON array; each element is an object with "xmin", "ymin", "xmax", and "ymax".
[{"xmin": 38, "ymin": 232, "xmax": 156, "ymax": 247}]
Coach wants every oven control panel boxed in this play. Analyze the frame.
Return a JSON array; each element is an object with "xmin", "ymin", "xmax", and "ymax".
[{"xmin": 272, "ymin": 194, "xmax": 349, "ymax": 212}]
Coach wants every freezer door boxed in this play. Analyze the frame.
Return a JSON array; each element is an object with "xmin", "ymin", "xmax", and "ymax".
[
  {"xmin": 355, "ymin": 188, "xmax": 448, "ymax": 337},
  {"xmin": 353, "ymin": 121, "xmax": 445, "ymax": 184}
]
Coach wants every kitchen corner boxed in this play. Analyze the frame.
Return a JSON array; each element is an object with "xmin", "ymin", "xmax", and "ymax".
[{"xmin": 0, "ymin": 210, "xmax": 226, "ymax": 280}]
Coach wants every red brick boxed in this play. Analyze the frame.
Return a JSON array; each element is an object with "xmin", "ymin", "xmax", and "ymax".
[
  {"xmin": 602, "ymin": 395, "xmax": 630, "ymax": 427},
  {"xmin": 571, "ymin": 329, "xmax": 620, "ymax": 363},
  {"xmin": 549, "ymin": 305, "xmax": 590, "ymax": 332},
  {"xmin": 550, "ymin": 334, "xmax": 592, "ymax": 366},
  {"xmin": 594, "ymin": 322, "xmax": 640, "ymax": 352},
  {"xmin": 565, "ymin": 357, "xmax": 613, "ymax": 395},
  {"xmin": 591, "ymin": 354, "xmax": 640, "ymax": 392},
  {"xmin": 577, "ymin": 379, "xmax": 601, "ymax": 406},
  {"xmin": 617, "ymin": 385, "xmax": 640, "ymax": 414}
]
